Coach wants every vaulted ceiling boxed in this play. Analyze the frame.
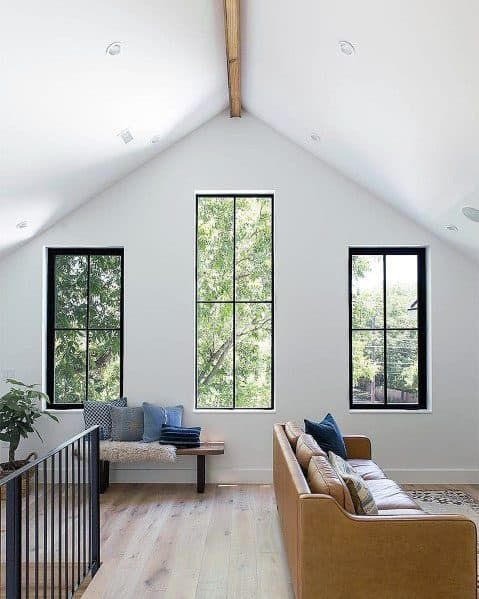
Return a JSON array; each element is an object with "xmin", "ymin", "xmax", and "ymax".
[{"xmin": 2, "ymin": 1, "xmax": 479, "ymax": 258}]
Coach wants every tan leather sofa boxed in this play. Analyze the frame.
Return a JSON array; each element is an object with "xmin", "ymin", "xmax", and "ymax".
[{"xmin": 273, "ymin": 423, "xmax": 477, "ymax": 599}]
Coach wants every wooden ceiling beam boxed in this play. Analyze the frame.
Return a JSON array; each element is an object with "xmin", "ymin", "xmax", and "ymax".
[{"xmin": 224, "ymin": 0, "xmax": 241, "ymax": 117}]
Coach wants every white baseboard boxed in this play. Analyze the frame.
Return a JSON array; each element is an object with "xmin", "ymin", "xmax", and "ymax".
[
  {"xmin": 36, "ymin": 463, "xmax": 479, "ymax": 486},
  {"xmin": 110, "ymin": 466, "xmax": 273, "ymax": 485},
  {"xmin": 110, "ymin": 466, "xmax": 479, "ymax": 485},
  {"xmin": 385, "ymin": 468, "xmax": 479, "ymax": 484}
]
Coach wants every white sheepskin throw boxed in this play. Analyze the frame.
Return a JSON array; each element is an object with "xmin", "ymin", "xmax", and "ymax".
[{"xmin": 100, "ymin": 440, "xmax": 176, "ymax": 463}]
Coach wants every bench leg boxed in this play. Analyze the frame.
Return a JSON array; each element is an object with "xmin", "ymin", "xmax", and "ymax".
[
  {"xmin": 100, "ymin": 460, "xmax": 110, "ymax": 494},
  {"xmin": 196, "ymin": 455, "xmax": 205, "ymax": 493}
]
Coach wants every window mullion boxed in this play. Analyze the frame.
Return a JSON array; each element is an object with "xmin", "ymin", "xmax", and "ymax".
[
  {"xmin": 383, "ymin": 253, "xmax": 388, "ymax": 406},
  {"xmin": 85, "ymin": 255, "xmax": 91, "ymax": 403},
  {"xmin": 232, "ymin": 196, "xmax": 236, "ymax": 410}
]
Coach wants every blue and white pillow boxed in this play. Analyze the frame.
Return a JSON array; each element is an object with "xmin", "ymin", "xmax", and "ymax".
[{"xmin": 83, "ymin": 397, "xmax": 127, "ymax": 440}]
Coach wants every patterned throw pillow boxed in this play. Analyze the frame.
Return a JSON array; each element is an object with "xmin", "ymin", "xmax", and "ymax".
[
  {"xmin": 328, "ymin": 451, "xmax": 355, "ymax": 477},
  {"xmin": 83, "ymin": 397, "xmax": 127, "ymax": 440},
  {"xmin": 111, "ymin": 406, "xmax": 144, "ymax": 441},
  {"xmin": 329, "ymin": 449, "xmax": 377, "ymax": 514},
  {"xmin": 340, "ymin": 471, "xmax": 378, "ymax": 515}
]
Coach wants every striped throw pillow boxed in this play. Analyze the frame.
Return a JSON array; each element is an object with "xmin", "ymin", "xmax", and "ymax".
[
  {"xmin": 329, "ymin": 452, "xmax": 377, "ymax": 515},
  {"xmin": 328, "ymin": 451, "xmax": 355, "ymax": 477},
  {"xmin": 340, "ymin": 471, "xmax": 378, "ymax": 515}
]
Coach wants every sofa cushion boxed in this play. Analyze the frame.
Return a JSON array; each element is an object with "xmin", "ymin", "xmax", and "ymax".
[
  {"xmin": 284, "ymin": 421, "xmax": 303, "ymax": 449},
  {"xmin": 348, "ymin": 459, "xmax": 387, "ymax": 481},
  {"xmin": 377, "ymin": 508, "xmax": 425, "ymax": 516},
  {"xmin": 340, "ymin": 471, "xmax": 378, "ymax": 515},
  {"xmin": 304, "ymin": 414, "xmax": 347, "ymax": 459},
  {"xmin": 296, "ymin": 434, "xmax": 327, "ymax": 471},
  {"xmin": 367, "ymin": 479, "xmax": 419, "ymax": 511},
  {"xmin": 307, "ymin": 456, "xmax": 355, "ymax": 513}
]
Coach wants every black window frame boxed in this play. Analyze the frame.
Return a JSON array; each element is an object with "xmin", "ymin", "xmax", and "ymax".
[
  {"xmin": 46, "ymin": 247, "xmax": 124, "ymax": 409},
  {"xmin": 349, "ymin": 247, "xmax": 427, "ymax": 410},
  {"xmin": 195, "ymin": 193, "xmax": 275, "ymax": 411}
]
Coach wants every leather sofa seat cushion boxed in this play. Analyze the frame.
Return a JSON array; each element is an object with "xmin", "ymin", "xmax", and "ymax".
[
  {"xmin": 307, "ymin": 455, "xmax": 355, "ymax": 513},
  {"xmin": 284, "ymin": 421, "xmax": 304, "ymax": 449},
  {"xmin": 296, "ymin": 433, "xmax": 327, "ymax": 471},
  {"xmin": 368, "ymin": 479, "xmax": 420, "ymax": 511},
  {"xmin": 348, "ymin": 459, "xmax": 387, "ymax": 480},
  {"xmin": 378, "ymin": 508, "xmax": 425, "ymax": 516}
]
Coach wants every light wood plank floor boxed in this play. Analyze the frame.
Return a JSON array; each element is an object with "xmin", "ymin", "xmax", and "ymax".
[
  {"xmin": 82, "ymin": 483, "xmax": 479, "ymax": 599},
  {"xmin": 82, "ymin": 484, "xmax": 294, "ymax": 599}
]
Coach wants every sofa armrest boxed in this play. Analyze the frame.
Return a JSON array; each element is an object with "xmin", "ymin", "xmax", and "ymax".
[
  {"xmin": 343, "ymin": 435, "xmax": 371, "ymax": 459},
  {"xmin": 298, "ymin": 494, "xmax": 476, "ymax": 599}
]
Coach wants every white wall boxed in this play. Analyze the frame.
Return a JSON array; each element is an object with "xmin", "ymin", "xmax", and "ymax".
[{"xmin": 1, "ymin": 112, "xmax": 478, "ymax": 483}]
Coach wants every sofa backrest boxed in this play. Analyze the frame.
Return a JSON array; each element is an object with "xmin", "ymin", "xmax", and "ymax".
[
  {"xmin": 284, "ymin": 421, "xmax": 303, "ymax": 448},
  {"xmin": 273, "ymin": 424, "xmax": 310, "ymax": 597},
  {"xmin": 295, "ymin": 433, "xmax": 327, "ymax": 471},
  {"xmin": 307, "ymin": 455, "xmax": 355, "ymax": 512}
]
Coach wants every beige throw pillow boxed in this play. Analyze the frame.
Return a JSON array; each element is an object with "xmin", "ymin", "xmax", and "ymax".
[{"xmin": 329, "ymin": 451, "xmax": 378, "ymax": 515}]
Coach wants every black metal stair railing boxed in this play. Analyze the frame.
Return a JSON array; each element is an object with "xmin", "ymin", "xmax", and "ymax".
[{"xmin": 0, "ymin": 426, "xmax": 101, "ymax": 598}]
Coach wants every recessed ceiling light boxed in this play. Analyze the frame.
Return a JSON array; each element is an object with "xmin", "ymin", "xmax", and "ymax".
[
  {"xmin": 310, "ymin": 133, "xmax": 320, "ymax": 142},
  {"xmin": 118, "ymin": 129, "xmax": 133, "ymax": 144},
  {"xmin": 339, "ymin": 40, "xmax": 355, "ymax": 56},
  {"xmin": 462, "ymin": 206, "xmax": 479, "ymax": 222},
  {"xmin": 151, "ymin": 135, "xmax": 162, "ymax": 144},
  {"xmin": 445, "ymin": 224, "xmax": 459, "ymax": 232},
  {"xmin": 106, "ymin": 42, "xmax": 121, "ymax": 56},
  {"xmin": 16, "ymin": 220, "xmax": 28, "ymax": 230}
]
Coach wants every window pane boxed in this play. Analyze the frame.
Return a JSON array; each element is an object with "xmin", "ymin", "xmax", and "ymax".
[
  {"xmin": 55, "ymin": 255, "xmax": 88, "ymax": 328},
  {"xmin": 235, "ymin": 198, "xmax": 272, "ymax": 301},
  {"xmin": 196, "ymin": 303, "xmax": 233, "ymax": 408},
  {"xmin": 386, "ymin": 254, "xmax": 418, "ymax": 328},
  {"xmin": 352, "ymin": 331, "xmax": 384, "ymax": 405},
  {"xmin": 54, "ymin": 331, "xmax": 86, "ymax": 403},
  {"xmin": 197, "ymin": 197, "xmax": 234, "ymax": 301},
  {"xmin": 89, "ymin": 255, "xmax": 122, "ymax": 328},
  {"xmin": 351, "ymin": 255, "xmax": 383, "ymax": 329},
  {"xmin": 88, "ymin": 330, "xmax": 121, "ymax": 401},
  {"xmin": 235, "ymin": 303, "xmax": 272, "ymax": 408},
  {"xmin": 387, "ymin": 330, "xmax": 418, "ymax": 404}
]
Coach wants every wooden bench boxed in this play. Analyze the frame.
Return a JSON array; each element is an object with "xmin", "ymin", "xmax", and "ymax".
[{"xmin": 99, "ymin": 441, "xmax": 225, "ymax": 494}]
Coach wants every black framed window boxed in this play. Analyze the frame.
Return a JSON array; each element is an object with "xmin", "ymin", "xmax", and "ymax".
[
  {"xmin": 349, "ymin": 247, "xmax": 427, "ymax": 410},
  {"xmin": 46, "ymin": 248, "xmax": 124, "ymax": 409},
  {"xmin": 196, "ymin": 194, "xmax": 274, "ymax": 410}
]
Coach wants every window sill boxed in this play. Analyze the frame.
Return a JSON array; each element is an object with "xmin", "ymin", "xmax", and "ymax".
[
  {"xmin": 193, "ymin": 409, "xmax": 276, "ymax": 414},
  {"xmin": 349, "ymin": 409, "xmax": 431, "ymax": 414},
  {"xmin": 43, "ymin": 407, "xmax": 84, "ymax": 414}
]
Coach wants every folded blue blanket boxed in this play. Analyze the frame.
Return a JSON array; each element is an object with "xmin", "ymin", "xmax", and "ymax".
[
  {"xmin": 161, "ymin": 426, "xmax": 201, "ymax": 434},
  {"xmin": 159, "ymin": 425, "xmax": 201, "ymax": 448}
]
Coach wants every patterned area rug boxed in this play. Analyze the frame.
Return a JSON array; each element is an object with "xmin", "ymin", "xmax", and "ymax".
[
  {"xmin": 408, "ymin": 489, "xmax": 479, "ymax": 589},
  {"xmin": 409, "ymin": 489, "xmax": 479, "ymax": 515}
]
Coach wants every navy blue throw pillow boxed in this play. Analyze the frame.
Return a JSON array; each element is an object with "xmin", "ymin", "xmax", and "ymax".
[{"xmin": 304, "ymin": 414, "xmax": 347, "ymax": 459}]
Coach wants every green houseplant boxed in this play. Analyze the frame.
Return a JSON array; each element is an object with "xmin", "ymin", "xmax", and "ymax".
[{"xmin": 0, "ymin": 379, "xmax": 58, "ymax": 473}]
